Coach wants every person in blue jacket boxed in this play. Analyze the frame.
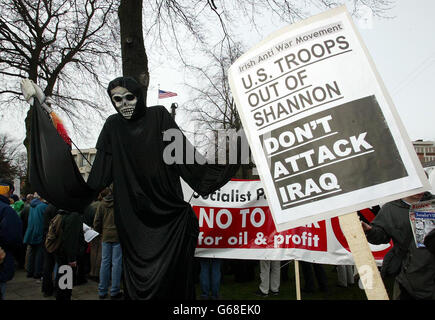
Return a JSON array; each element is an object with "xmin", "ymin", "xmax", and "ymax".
[
  {"xmin": 23, "ymin": 193, "xmax": 47, "ymax": 279},
  {"xmin": 0, "ymin": 179, "xmax": 23, "ymax": 300}
]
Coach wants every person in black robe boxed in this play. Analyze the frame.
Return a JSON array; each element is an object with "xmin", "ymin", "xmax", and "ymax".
[{"xmin": 21, "ymin": 77, "xmax": 241, "ymax": 299}]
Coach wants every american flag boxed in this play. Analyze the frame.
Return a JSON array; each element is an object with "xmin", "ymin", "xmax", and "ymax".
[{"xmin": 158, "ymin": 89, "xmax": 177, "ymax": 99}]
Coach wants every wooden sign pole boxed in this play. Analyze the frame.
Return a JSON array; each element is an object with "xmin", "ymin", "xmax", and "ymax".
[
  {"xmin": 338, "ymin": 212, "xmax": 389, "ymax": 300},
  {"xmin": 294, "ymin": 260, "xmax": 301, "ymax": 300}
]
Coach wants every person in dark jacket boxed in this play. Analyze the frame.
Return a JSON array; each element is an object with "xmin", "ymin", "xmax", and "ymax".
[
  {"xmin": 362, "ymin": 192, "xmax": 435, "ymax": 300},
  {"xmin": 53, "ymin": 210, "xmax": 83, "ymax": 300},
  {"xmin": 23, "ymin": 195, "xmax": 48, "ymax": 279},
  {"xmin": 0, "ymin": 179, "xmax": 23, "ymax": 300},
  {"xmin": 20, "ymin": 194, "xmax": 33, "ymax": 234},
  {"xmin": 17, "ymin": 193, "xmax": 33, "ymax": 269},
  {"xmin": 41, "ymin": 203, "xmax": 58, "ymax": 296},
  {"xmin": 86, "ymin": 188, "xmax": 109, "ymax": 281},
  {"xmin": 75, "ymin": 212, "xmax": 90, "ymax": 286},
  {"xmin": 94, "ymin": 189, "xmax": 123, "ymax": 300}
]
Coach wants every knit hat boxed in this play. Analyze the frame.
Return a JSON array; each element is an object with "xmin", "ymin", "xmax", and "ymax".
[{"xmin": 0, "ymin": 178, "xmax": 14, "ymax": 195}]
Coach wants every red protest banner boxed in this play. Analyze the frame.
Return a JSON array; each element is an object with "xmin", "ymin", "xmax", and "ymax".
[{"xmin": 184, "ymin": 179, "xmax": 391, "ymax": 264}]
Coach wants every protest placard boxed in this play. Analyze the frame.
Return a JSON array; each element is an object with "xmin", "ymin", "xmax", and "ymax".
[{"xmin": 228, "ymin": 5, "xmax": 430, "ymax": 232}]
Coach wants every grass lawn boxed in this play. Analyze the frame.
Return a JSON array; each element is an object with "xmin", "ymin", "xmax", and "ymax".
[{"xmin": 195, "ymin": 260, "xmax": 395, "ymax": 300}]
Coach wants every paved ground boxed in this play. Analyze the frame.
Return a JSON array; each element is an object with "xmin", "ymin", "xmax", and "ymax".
[{"xmin": 4, "ymin": 267, "xmax": 100, "ymax": 300}]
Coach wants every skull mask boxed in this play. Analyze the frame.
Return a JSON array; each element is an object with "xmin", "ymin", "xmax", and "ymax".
[{"xmin": 110, "ymin": 86, "xmax": 137, "ymax": 120}]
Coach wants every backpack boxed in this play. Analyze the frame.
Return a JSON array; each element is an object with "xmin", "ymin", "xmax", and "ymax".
[{"xmin": 45, "ymin": 214, "xmax": 63, "ymax": 253}]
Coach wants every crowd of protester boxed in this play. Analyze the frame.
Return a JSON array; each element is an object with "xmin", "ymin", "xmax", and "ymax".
[
  {"xmin": 1, "ymin": 176, "xmax": 435, "ymax": 300},
  {"xmin": 0, "ymin": 179, "xmax": 123, "ymax": 300}
]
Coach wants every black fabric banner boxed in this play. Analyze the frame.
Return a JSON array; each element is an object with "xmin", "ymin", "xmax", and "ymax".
[{"xmin": 29, "ymin": 100, "xmax": 96, "ymax": 212}]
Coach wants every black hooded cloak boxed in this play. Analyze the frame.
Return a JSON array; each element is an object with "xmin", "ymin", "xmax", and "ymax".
[{"xmin": 30, "ymin": 76, "xmax": 240, "ymax": 299}]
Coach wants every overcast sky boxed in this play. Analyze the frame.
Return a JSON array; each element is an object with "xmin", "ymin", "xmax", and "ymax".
[
  {"xmin": 358, "ymin": 0, "xmax": 435, "ymax": 142},
  {"xmin": 3, "ymin": 1, "xmax": 435, "ymax": 149},
  {"xmin": 153, "ymin": 0, "xmax": 435, "ymax": 144}
]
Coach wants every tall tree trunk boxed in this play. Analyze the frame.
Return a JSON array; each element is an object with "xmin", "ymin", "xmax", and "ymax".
[
  {"xmin": 23, "ymin": 70, "xmax": 39, "ymax": 195},
  {"xmin": 118, "ymin": 0, "xmax": 149, "ymax": 104}
]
